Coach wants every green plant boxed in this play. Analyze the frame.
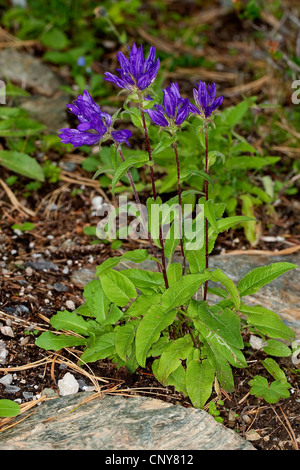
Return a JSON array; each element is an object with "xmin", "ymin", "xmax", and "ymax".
[
  {"xmin": 35, "ymin": 44, "xmax": 297, "ymax": 410},
  {"xmin": 0, "ymin": 399, "xmax": 21, "ymax": 418}
]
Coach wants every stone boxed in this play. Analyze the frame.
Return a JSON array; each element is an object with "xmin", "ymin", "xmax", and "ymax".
[
  {"xmin": 0, "ymin": 340, "xmax": 8, "ymax": 364},
  {"xmin": 53, "ymin": 282, "xmax": 69, "ymax": 293},
  {"xmin": 0, "ymin": 373, "xmax": 13, "ymax": 386},
  {"xmin": 0, "ymin": 49, "xmax": 69, "ymax": 132},
  {"xmin": 24, "ymin": 258, "xmax": 59, "ymax": 272},
  {"xmin": 57, "ymin": 372, "xmax": 79, "ymax": 396},
  {"xmin": 0, "ymin": 394, "xmax": 255, "ymax": 450},
  {"xmin": 0, "ymin": 326, "xmax": 14, "ymax": 338},
  {"xmin": 71, "ymin": 267, "xmax": 97, "ymax": 287}
]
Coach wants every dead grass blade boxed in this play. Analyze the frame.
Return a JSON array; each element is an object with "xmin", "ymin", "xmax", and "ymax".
[{"xmin": 0, "ymin": 178, "xmax": 35, "ymax": 217}]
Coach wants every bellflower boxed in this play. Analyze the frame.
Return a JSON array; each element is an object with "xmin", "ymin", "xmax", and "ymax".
[
  {"xmin": 104, "ymin": 43, "xmax": 160, "ymax": 92},
  {"xmin": 58, "ymin": 90, "xmax": 132, "ymax": 148},
  {"xmin": 146, "ymin": 82, "xmax": 189, "ymax": 130},
  {"xmin": 190, "ymin": 81, "xmax": 223, "ymax": 119}
]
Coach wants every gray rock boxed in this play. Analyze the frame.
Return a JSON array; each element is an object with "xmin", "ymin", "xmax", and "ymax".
[
  {"xmin": 71, "ymin": 268, "xmax": 97, "ymax": 287},
  {"xmin": 0, "ymin": 340, "xmax": 8, "ymax": 364},
  {"xmin": 0, "ymin": 394, "xmax": 255, "ymax": 450},
  {"xmin": 0, "ymin": 373, "xmax": 13, "ymax": 386},
  {"xmin": 25, "ymin": 258, "xmax": 59, "ymax": 272},
  {"xmin": 4, "ymin": 385, "xmax": 21, "ymax": 394},
  {"xmin": 53, "ymin": 282, "xmax": 69, "ymax": 293},
  {"xmin": 0, "ymin": 49, "xmax": 65, "ymax": 97}
]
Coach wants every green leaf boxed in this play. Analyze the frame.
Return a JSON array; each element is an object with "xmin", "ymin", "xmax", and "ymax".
[
  {"xmin": 155, "ymin": 335, "xmax": 193, "ymax": 384},
  {"xmin": 152, "ymin": 135, "xmax": 177, "ymax": 156},
  {"xmin": 120, "ymin": 269, "xmax": 164, "ymax": 292},
  {"xmin": 100, "ymin": 270, "xmax": 137, "ymax": 307},
  {"xmin": 126, "ymin": 293, "xmax": 162, "ymax": 318},
  {"xmin": 115, "ymin": 324, "xmax": 136, "ymax": 361},
  {"xmin": 102, "ymin": 304, "xmax": 124, "ymax": 326},
  {"xmin": 35, "ymin": 331, "xmax": 87, "ymax": 351},
  {"xmin": 180, "ymin": 169, "xmax": 214, "ymax": 190},
  {"xmin": 204, "ymin": 343, "xmax": 234, "ymax": 392},
  {"xmin": 237, "ymin": 262, "xmax": 298, "ymax": 297},
  {"xmin": 241, "ymin": 304, "xmax": 295, "ymax": 342},
  {"xmin": 189, "ymin": 300, "xmax": 244, "ymax": 349},
  {"xmin": 249, "ymin": 376, "xmax": 291, "ymax": 404},
  {"xmin": 0, "ymin": 150, "xmax": 45, "ymax": 182},
  {"xmin": 161, "ymin": 273, "xmax": 210, "ymax": 310},
  {"xmin": 215, "ymin": 216, "xmax": 256, "ymax": 234},
  {"xmin": 79, "ymin": 332, "xmax": 116, "ymax": 364},
  {"xmin": 0, "ymin": 399, "xmax": 21, "ymax": 418},
  {"xmin": 207, "ymin": 269, "xmax": 240, "ymax": 309},
  {"xmin": 263, "ymin": 339, "xmax": 291, "ymax": 357},
  {"xmin": 186, "ymin": 359, "xmax": 215, "ymax": 408},
  {"xmin": 203, "ymin": 200, "xmax": 218, "ymax": 232},
  {"xmin": 135, "ymin": 305, "xmax": 176, "ymax": 367},
  {"xmin": 41, "ymin": 27, "xmax": 69, "ymax": 49},
  {"xmin": 50, "ymin": 311, "xmax": 89, "ymax": 336},
  {"xmin": 111, "ymin": 155, "xmax": 150, "ymax": 193},
  {"xmin": 83, "ymin": 279, "xmax": 110, "ymax": 324},
  {"xmin": 96, "ymin": 249, "xmax": 155, "ymax": 276},
  {"xmin": 262, "ymin": 358, "xmax": 287, "ymax": 383},
  {"xmin": 166, "ymin": 263, "xmax": 182, "ymax": 285},
  {"xmin": 226, "ymin": 156, "xmax": 280, "ymax": 170}
]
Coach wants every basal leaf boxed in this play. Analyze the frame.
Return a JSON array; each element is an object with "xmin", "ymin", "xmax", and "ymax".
[
  {"xmin": 100, "ymin": 270, "xmax": 137, "ymax": 307},
  {"xmin": 35, "ymin": 331, "xmax": 87, "ymax": 351},
  {"xmin": 135, "ymin": 305, "xmax": 176, "ymax": 368},
  {"xmin": 186, "ymin": 359, "xmax": 215, "ymax": 408}
]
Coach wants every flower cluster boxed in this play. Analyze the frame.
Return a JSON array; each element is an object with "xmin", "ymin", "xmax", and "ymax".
[
  {"xmin": 58, "ymin": 44, "xmax": 223, "ymax": 149},
  {"xmin": 146, "ymin": 82, "xmax": 189, "ymax": 131},
  {"xmin": 104, "ymin": 43, "xmax": 160, "ymax": 92},
  {"xmin": 189, "ymin": 81, "xmax": 223, "ymax": 119},
  {"xmin": 59, "ymin": 90, "xmax": 132, "ymax": 148}
]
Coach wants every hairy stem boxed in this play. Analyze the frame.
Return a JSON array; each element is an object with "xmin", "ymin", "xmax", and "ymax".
[
  {"xmin": 203, "ymin": 124, "xmax": 209, "ymax": 301},
  {"xmin": 117, "ymin": 145, "xmax": 162, "ymax": 273},
  {"xmin": 173, "ymin": 142, "xmax": 186, "ymax": 275},
  {"xmin": 139, "ymin": 103, "xmax": 169, "ymax": 289}
]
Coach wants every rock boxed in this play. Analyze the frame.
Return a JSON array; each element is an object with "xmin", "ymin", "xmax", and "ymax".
[
  {"xmin": 0, "ymin": 340, "xmax": 9, "ymax": 364},
  {"xmin": 0, "ymin": 49, "xmax": 65, "ymax": 97},
  {"xmin": 25, "ymin": 258, "xmax": 59, "ymax": 272},
  {"xmin": 58, "ymin": 372, "xmax": 79, "ymax": 396},
  {"xmin": 0, "ymin": 326, "xmax": 14, "ymax": 338},
  {"xmin": 249, "ymin": 335, "xmax": 264, "ymax": 351},
  {"xmin": 71, "ymin": 267, "xmax": 97, "ymax": 287},
  {"xmin": 0, "ymin": 394, "xmax": 255, "ymax": 450},
  {"xmin": 65, "ymin": 300, "xmax": 76, "ymax": 311},
  {"xmin": 0, "ymin": 373, "xmax": 13, "ymax": 386},
  {"xmin": 4, "ymin": 385, "xmax": 21, "ymax": 394},
  {"xmin": 53, "ymin": 282, "xmax": 69, "ymax": 293},
  {"xmin": 0, "ymin": 49, "xmax": 69, "ymax": 132}
]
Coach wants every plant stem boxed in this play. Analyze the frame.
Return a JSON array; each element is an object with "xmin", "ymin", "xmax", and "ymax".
[
  {"xmin": 139, "ymin": 103, "xmax": 169, "ymax": 289},
  {"xmin": 139, "ymin": 102, "xmax": 157, "ymax": 199},
  {"xmin": 203, "ymin": 124, "xmax": 209, "ymax": 301},
  {"xmin": 117, "ymin": 145, "xmax": 162, "ymax": 274},
  {"xmin": 173, "ymin": 142, "xmax": 186, "ymax": 275}
]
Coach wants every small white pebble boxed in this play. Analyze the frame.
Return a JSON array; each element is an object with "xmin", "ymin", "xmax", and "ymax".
[{"xmin": 66, "ymin": 300, "xmax": 76, "ymax": 311}]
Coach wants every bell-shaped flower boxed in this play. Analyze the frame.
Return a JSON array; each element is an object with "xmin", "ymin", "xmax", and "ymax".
[
  {"xmin": 104, "ymin": 43, "xmax": 160, "ymax": 92},
  {"xmin": 58, "ymin": 90, "xmax": 132, "ymax": 148},
  {"xmin": 189, "ymin": 81, "xmax": 223, "ymax": 119},
  {"xmin": 146, "ymin": 83, "xmax": 190, "ymax": 129}
]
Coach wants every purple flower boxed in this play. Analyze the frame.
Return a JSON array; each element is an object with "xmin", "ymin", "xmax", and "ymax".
[
  {"xmin": 146, "ymin": 83, "xmax": 189, "ymax": 128},
  {"xmin": 190, "ymin": 81, "xmax": 223, "ymax": 119},
  {"xmin": 58, "ymin": 90, "xmax": 132, "ymax": 148},
  {"xmin": 104, "ymin": 43, "xmax": 160, "ymax": 91}
]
